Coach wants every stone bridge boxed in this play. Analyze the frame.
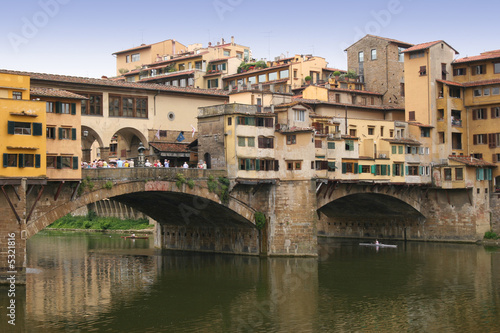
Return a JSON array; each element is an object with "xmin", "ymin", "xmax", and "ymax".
[{"xmin": 0, "ymin": 169, "xmax": 491, "ymax": 284}]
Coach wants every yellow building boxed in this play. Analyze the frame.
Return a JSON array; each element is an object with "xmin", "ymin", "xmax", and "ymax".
[
  {"xmin": 113, "ymin": 39, "xmax": 188, "ymax": 75},
  {"xmin": 30, "ymin": 88, "xmax": 84, "ymax": 180},
  {"xmin": 1, "ymin": 73, "xmax": 46, "ymax": 178},
  {"xmin": 119, "ymin": 36, "xmax": 251, "ymax": 90}
]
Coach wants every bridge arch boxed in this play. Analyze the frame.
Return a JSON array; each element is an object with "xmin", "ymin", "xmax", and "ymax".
[{"xmin": 26, "ymin": 178, "xmax": 257, "ymax": 239}]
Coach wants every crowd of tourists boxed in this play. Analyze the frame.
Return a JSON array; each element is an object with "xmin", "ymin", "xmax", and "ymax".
[{"xmin": 81, "ymin": 158, "xmax": 207, "ymax": 169}]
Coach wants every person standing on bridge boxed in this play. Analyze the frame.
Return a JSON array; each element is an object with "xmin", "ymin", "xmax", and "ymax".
[
  {"xmin": 164, "ymin": 160, "xmax": 169, "ymax": 168},
  {"xmin": 183, "ymin": 161, "xmax": 189, "ymax": 168}
]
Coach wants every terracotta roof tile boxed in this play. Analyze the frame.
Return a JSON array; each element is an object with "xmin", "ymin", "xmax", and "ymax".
[
  {"xmin": 453, "ymin": 50, "xmax": 500, "ymax": 64},
  {"xmin": 449, "ymin": 156, "xmax": 497, "ymax": 167},
  {"xmin": 436, "ymin": 79, "xmax": 464, "ymax": 87},
  {"xmin": 0, "ymin": 69, "xmax": 229, "ymax": 97},
  {"xmin": 409, "ymin": 122, "xmax": 434, "ymax": 128},
  {"xmin": 30, "ymin": 87, "xmax": 88, "ymax": 100},
  {"xmin": 402, "ymin": 40, "xmax": 458, "ymax": 54},
  {"xmin": 223, "ymin": 64, "xmax": 289, "ymax": 80},
  {"xmin": 149, "ymin": 142, "xmax": 191, "ymax": 153},
  {"xmin": 382, "ymin": 138, "xmax": 421, "ymax": 145},
  {"xmin": 295, "ymin": 98, "xmax": 404, "ymax": 111},
  {"xmin": 139, "ymin": 70, "xmax": 195, "ymax": 82},
  {"xmin": 463, "ymin": 78, "xmax": 500, "ymax": 87}
]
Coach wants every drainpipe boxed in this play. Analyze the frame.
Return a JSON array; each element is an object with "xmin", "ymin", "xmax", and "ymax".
[{"xmin": 154, "ymin": 90, "xmax": 160, "ymax": 116}]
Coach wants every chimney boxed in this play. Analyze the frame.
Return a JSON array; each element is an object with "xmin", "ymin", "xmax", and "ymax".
[
  {"xmin": 208, "ymin": 42, "xmax": 212, "ymax": 47},
  {"xmin": 101, "ymin": 76, "xmax": 108, "ymax": 80},
  {"xmin": 173, "ymin": 39, "xmax": 176, "ymax": 54},
  {"xmin": 231, "ymin": 36, "xmax": 235, "ymax": 45}
]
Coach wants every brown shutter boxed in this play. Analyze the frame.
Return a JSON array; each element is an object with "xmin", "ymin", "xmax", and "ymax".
[
  {"xmin": 473, "ymin": 135, "xmax": 477, "ymax": 145},
  {"xmin": 489, "ymin": 134, "xmax": 496, "ymax": 148},
  {"xmin": 472, "ymin": 109, "xmax": 477, "ymax": 120}
]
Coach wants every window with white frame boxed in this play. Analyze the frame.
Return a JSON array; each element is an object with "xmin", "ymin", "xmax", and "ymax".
[{"xmin": 294, "ymin": 109, "xmax": 305, "ymax": 122}]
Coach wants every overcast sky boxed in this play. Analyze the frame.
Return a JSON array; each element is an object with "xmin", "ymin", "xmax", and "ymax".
[{"xmin": 1, "ymin": 0, "xmax": 497, "ymax": 78}]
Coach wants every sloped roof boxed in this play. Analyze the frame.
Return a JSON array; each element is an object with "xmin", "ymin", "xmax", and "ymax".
[
  {"xmin": 402, "ymin": 40, "xmax": 459, "ymax": 54},
  {"xmin": 30, "ymin": 87, "xmax": 88, "ymax": 100},
  {"xmin": 453, "ymin": 50, "xmax": 500, "ymax": 64},
  {"xmin": 149, "ymin": 142, "xmax": 191, "ymax": 153},
  {"xmin": 344, "ymin": 34, "xmax": 413, "ymax": 51},
  {"xmin": 382, "ymin": 138, "xmax": 422, "ymax": 145},
  {"xmin": 448, "ymin": 156, "xmax": 497, "ymax": 167},
  {"xmin": 0, "ymin": 69, "xmax": 229, "ymax": 97}
]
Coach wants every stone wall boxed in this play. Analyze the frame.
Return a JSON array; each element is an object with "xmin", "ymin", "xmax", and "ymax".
[{"xmin": 490, "ymin": 193, "xmax": 500, "ymax": 234}]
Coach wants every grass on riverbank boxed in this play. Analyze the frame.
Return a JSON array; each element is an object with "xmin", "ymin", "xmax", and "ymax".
[{"xmin": 48, "ymin": 212, "xmax": 153, "ymax": 231}]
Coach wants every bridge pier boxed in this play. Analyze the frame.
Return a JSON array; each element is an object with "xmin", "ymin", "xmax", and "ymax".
[{"xmin": 0, "ymin": 179, "xmax": 30, "ymax": 285}]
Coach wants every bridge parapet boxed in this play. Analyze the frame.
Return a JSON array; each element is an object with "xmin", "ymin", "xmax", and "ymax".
[{"xmin": 82, "ymin": 168, "xmax": 227, "ymax": 181}]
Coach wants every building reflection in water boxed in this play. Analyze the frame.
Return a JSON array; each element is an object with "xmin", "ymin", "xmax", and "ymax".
[{"xmin": 25, "ymin": 231, "xmax": 157, "ymax": 327}]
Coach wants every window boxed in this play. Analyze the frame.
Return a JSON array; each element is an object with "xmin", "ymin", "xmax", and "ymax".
[
  {"xmin": 268, "ymin": 72, "xmax": 277, "ymax": 81},
  {"xmin": 126, "ymin": 55, "xmax": 130, "ymax": 63},
  {"xmin": 280, "ymin": 70, "xmax": 289, "ymax": 79},
  {"xmin": 400, "ymin": 83, "xmax": 405, "ymax": 97},
  {"xmin": 456, "ymin": 168, "xmax": 464, "ymax": 181},
  {"xmin": 484, "ymin": 88, "xmax": 490, "ymax": 96},
  {"xmin": 419, "ymin": 66, "xmax": 427, "ymax": 76},
  {"xmin": 238, "ymin": 136, "xmax": 246, "ymax": 147},
  {"xmin": 12, "ymin": 122, "xmax": 31, "ymax": 135},
  {"xmin": 472, "ymin": 64, "xmax": 486, "ymax": 75},
  {"xmin": 315, "ymin": 140, "xmax": 322, "ymax": 148},
  {"xmin": 451, "ymin": 110, "xmax": 462, "ymax": 126},
  {"xmin": 368, "ymin": 127, "xmax": 374, "ymax": 135},
  {"xmin": 371, "ymin": 49, "xmax": 377, "ymax": 60},
  {"xmin": 492, "ymin": 107, "xmax": 500, "ymax": 118},
  {"xmin": 473, "ymin": 108, "xmax": 487, "ymax": 120},
  {"xmin": 207, "ymin": 79, "xmax": 219, "ymax": 88},
  {"xmin": 407, "ymin": 166, "xmax": 419, "ymax": 176},
  {"xmin": 335, "ymin": 94, "xmax": 340, "ymax": 103},
  {"xmin": 4, "ymin": 154, "xmax": 17, "ymax": 167},
  {"xmin": 409, "ymin": 51, "xmax": 425, "ymax": 59},
  {"xmin": 46, "ymin": 102, "xmax": 54, "ymax": 113},
  {"xmin": 59, "ymin": 127, "xmax": 74, "ymax": 140},
  {"xmin": 473, "ymin": 134, "xmax": 488, "ymax": 145},
  {"xmin": 286, "ymin": 161, "xmax": 302, "ymax": 171},
  {"xmin": 493, "ymin": 87, "xmax": 500, "ymax": 95},
  {"xmin": 131, "ymin": 53, "xmax": 140, "ymax": 62},
  {"xmin": 421, "ymin": 128, "xmax": 430, "ymax": 137},
  {"xmin": 393, "ymin": 163, "xmax": 404, "ymax": 176},
  {"xmin": 437, "ymin": 109, "xmax": 444, "ymax": 121},
  {"xmin": 358, "ymin": 51, "xmax": 364, "ymax": 62},
  {"xmin": 108, "ymin": 96, "xmax": 148, "ymax": 118},
  {"xmin": 293, "ymin": 70, "xmax": 298, "ymax": 78},
  {"xmin": 46, "ymin": 126, "xmax": 56, "ymax": 139},
  {"xmin": 342, "ymin": 161, "xmax": 358, "ymax": 174},
  {"xmin": 12, "ymin": 91, "xmax": 22, "ymax": 100},
  {"xmin": 236, "ymin": 52, "xmax": 242, "ymax": 59},
  {"xmin": 453, "ymin": 68, "xmax": 466, "ymax": 76},
  {"xmin": 398, "ymin": 47, "xmax": 405, "ymax": 62},
  {"xmin": 449, "ymin": 87, "xmax": 461, "ymax": 98},
  {"xmin": 409, "ymin": 111, "xmax": 416, "ymax": 121},
  {"xmin": 327, "ymin": 142, "xmax": 335, "ymax": 149},
  {"xmin": 256, "ymin": 117, "xmax": 273, "ymax": 127},
  {"xmin": 61, "ymin": 156, "xmax": 72, "ymax": 169},
  {"xmin": 349, "ymin": 129, "xmax": 357, "ymax": 137},
  {"xmin": 258, "ymin": 137, "xmax": 274, "ymax": 149},
  {"xmin": 228, "ymin": 117, "xmax": 232, "ymax": 126},
  {"xmin": 248, "ymin": 137, "xmax": 255, "ymax": 147},
  {"xmin": 258, "ymin": 74, "xmax": 266, "ymax": 82},
  {"xmin": 495, "ymin": 63, "xmax": 500, "ymax": 74},
  {"xmin": 441, "ymin": 63, "xmax": 448, "ymax": 80},
  {"xmin": 474, "ymin": 89, "xmax": 482, "ymax": 97},
  {"xmin": 345, "ymin": 140, "xmax": 354, "ymax": 151},
  {"xmin": 294, "ymin": 110, "xmax": 305, "ymax": 122},
  {"xmin": 47, "ymin": 156, "xmax": 56, "ymax": 168},
  {"xmin": 398, "ymin": 145, "xmax": 404, "ymax": 154},
  {"xmin": 20, "ymin": 154, "xmax": 35, "ymax": 168},
  {"xmin": 452, "ymin": 133, "xmax": 462, "ymax": 150},
  {"xmin": 223, "ymin": 50, "xmax": 230, "ymax": 57},
  {"xmin": 287, "ymin": 135, "xmax": 296, "ymax": 145},
  {"xmin": 444, "ymin": 168, "xmax": 452, "ymax": 181}
]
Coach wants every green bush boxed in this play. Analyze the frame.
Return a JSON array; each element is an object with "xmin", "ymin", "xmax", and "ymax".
[
  {"xmin": 484, "ymin": 231, "xmax": 498, "ymax": 239},
  {"xmin": 187, "ymin": 179, "xmax": 195, "ymax": 189},
  {"xmin": 103, "ymin": 181, "xmax": 113, "ymax": 189},
  {"xmin": 255, "ymin": 212, "xmax": 266, "ymax": 230}
]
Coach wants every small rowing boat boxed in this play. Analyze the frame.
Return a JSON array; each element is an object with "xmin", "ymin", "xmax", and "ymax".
[
  {"xmin": 121, "ymin": 235, "xmax": 149, "ymax": 240},
  {"xmin": 359, "ymin": 243, "xmax": 397, "ymax": 248}
]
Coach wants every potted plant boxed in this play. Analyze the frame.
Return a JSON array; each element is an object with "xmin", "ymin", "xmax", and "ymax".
[{"xmin": 304, "ymin": 75, "xmax": 312, "ymax": 85}]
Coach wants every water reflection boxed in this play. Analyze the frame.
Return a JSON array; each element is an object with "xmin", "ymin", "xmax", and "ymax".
[{"xmin": 13, "ymin": 232, "xmax": 500, "ymax": 332}]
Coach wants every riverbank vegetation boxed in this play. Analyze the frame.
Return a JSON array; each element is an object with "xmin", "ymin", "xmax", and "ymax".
[
  {"xmin": 48, "ymin": 211, "xmax": 153, "ymax": 231},
  {"xmin": 484, "ymin": 230, "xmax": 499, "ymax": 239}
]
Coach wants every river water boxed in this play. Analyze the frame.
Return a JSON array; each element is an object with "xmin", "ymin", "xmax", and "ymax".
[{"xmin": 1, "ymin": 231, "xmax": 500, "ymax": 332}]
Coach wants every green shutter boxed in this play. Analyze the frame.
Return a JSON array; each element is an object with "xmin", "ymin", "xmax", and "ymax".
[
  {"xmin": 419, "ymin": 166, "xmax": 423, "ymax": 175},
  {"xmin": 3, "ymin": 154, "xmax": 8, "ymax": 167},
  {"xmin": 33, "ymin": 122, "xmax": 43, "ymax": 136},
  {"xmin": 381, "ymin": 165, "xmax": 386, "ymax": 175},
  {"xmin": 19, "ymin": 154, "xmax": 25, "ymax": 168},
  {"xmin": 406, "ymin": 165, "xmax": 409, "ymax": 175},
  {"xmin": 371, "ymin": 165, "xmax": 376, "ymax": 174},
  {"xmin": 358, "ymin": 164, "xmax": 363, "ymax": 174},
  {"xmin": 59, "ymin": 128, "xmax": 63, "ymax": 140},
  {"xmin": 342, "ymin": 163, "xmax": 347, "ymax": 174},
  {"xmin": 387, "ymin": 165, "xmax": 390, "ymax": 175},
  {"xmin": 354, "ymin": 163, "xmax": 358, "ymax": 174},
  {"xmin": 245, "ymin": 159, "xmax": 250, "ymax": 170},
  {"xmin": 73, "ymin": 156, "xmax": 78, "ymax": 170},
  {"xmin": 391, "ymin": 145, "xmax": 396, "ymax": 154},
  {"xmin": 398, "ymin": 145, "xmax": 403, "ymax": 154},
  {"xmin": 256, "ymin": 159, "xmax": 260, "ymax": 171},
  {"xmin": 401, "ymin": 164, "xmax": 404, "ymax": 176},
  {"xmin": 72, "ymin": 128, "xmax": 77, "ymax": 140},
  {"xmin": 56, "ymin": 156, "xmax": 62, "ymax": 169},
  {"xmin": 392, "ymin": 164, "xmax": 396, "ymax": 176},
  {"xmin": 35, "ymin": 154, "xmax": 41, "ymax": 168},
  {"xmin": 71, "ymin": 103, "xmax": 76, "ymax": 115},
  {"xmin": 55, "ymin": 101, "xmax": 62, "ymax": 114},
  {"xmin": 487, "ymin": 168, "xmax": 493, "ymax": 180},
  {"xmin": 8, "ymin": 121, "xmax": 15, "ymax": 134}
]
